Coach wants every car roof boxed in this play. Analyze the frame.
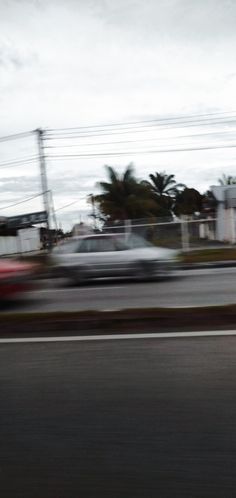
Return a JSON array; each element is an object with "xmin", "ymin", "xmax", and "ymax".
[{"xmin": 72, "ymin": 233, "xmax": 125, "ymax": 240}]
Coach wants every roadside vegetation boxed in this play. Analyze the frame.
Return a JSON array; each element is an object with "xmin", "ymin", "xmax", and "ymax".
[
  {"xmin": 183, "ymin": 247, "xmax": 236, "ymax": 264},
  {"xmin": 89, "ymin": 163, "xmax": 216, "ymax": 224}
]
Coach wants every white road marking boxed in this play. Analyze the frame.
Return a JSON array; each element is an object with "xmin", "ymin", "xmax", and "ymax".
[
  {"xmin": 182, "ymin": 267, "xmax": 236, "ymax": 276},
  {"xmin": 1, "ymin": 330, "xmax": 236, "ymax": 344},
  {"xmin": 35, "ymin": 285, "xmax": 126, "ymax": 294}
]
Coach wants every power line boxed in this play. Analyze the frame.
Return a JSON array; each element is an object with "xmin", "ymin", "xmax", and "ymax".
[
  {"xmin": 0, "ymin": 191, "xmax": 48, "ymax": 212},
  {"xmin": 45, "ymin": 118, "xmax": 236, "ymax": 140},
  {"xmin": 55, "ymin": 198, "xmax": 87, "ymax": 212},
  {"xmin": 46, "ymin": 115, "xmax": 236, "ymax": 136},
  {"xmin": 47, "ymin": 142, "xmax": 236, "ymax": 160},
  {"xmin": 46, "ymin": 110, "xmax": 236, "ymax": 133},
  {"xmin": 0, "ymin": 156, "xmax": 39, "ymax": 169},
  {"xmin": 0, "ymin": 130, "xmax": 35, "ymax": 143},
  {"xmin": 0, "ymin": 112, "xmax": 234, "ymax": 143},
  {"xmin": 44, "ymin": 130, "xmax": 236, "ymax": 150}
]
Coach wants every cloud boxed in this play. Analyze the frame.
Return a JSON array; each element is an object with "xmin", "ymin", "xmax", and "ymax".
[
  {"xmin": 0, "ymin": 176, "xmax": 40, "ymax": 194},
  {"xmin": 92, "ymin": 0, "xmax": 236, "ymax": 41},
  {"xmin": 1, "ymin": 0, "xmax": 236, "ymax": 131},
  {"xmin": 1, "ymin": 0, "xmax": 236, "ymax": 229},
  {"xmin": 0, "ymin": 35, "xmax": 38, "ymax": 70}
]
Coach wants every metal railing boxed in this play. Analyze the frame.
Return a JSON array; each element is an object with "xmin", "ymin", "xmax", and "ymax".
[{"xmin": 102, "ymin": 217, "xmax": 217, "ymax": 251}]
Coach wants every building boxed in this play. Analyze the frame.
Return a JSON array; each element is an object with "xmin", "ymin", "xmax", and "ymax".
[
  {"xmin": 72, "ymin": 222, "xmax": 93, "ymax": 237},
  {"xmin": 211, "ymin": 185, "xmax": 236, "ymax": 243}
]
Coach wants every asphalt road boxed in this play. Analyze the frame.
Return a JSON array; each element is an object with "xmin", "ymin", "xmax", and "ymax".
[
  {"xmin": 1, "ymin": 334, "xmax": 236, "ymax": 497},
  {"xmin": 10, "ymin": 267, "xmax": 236, "ymax": 312}
]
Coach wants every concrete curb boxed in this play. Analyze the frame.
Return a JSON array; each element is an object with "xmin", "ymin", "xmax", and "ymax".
[
  {"xmin": 1, "ymin": 304, "xmax": 236, "ymax": 336},
  {"xmin": 182, "ymin": 260, "xmax": 236, "ymax": 270}
]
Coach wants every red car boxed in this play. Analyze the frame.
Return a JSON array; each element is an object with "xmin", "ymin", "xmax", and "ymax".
[{"xmin": 0, "ymin": 259, "xmax": 35, "ymax": 300}]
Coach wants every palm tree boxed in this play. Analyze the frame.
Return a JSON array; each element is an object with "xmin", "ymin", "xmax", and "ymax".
[
  {"xmin": 218, "ymin": 174, "xmax": 236, "ymax": 186},
  {"xmin": 142, "ymin": 171, "xmax": 185, "ymax": 217},
  {"xmin": 94, "ymin": 164, "xmax": 156, "ymax": 222},
  {"xmin": 147, "ymin": 171, "xmax": 185, "ymax": 197}
]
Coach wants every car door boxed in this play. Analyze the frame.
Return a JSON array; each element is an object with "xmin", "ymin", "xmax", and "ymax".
[{"xmin": 76, "ymin": 236, "xmax": 130, "ymax": 277}]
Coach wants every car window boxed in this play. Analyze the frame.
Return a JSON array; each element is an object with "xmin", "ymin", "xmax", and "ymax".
[
  {"xmin": 114, "ymin": 237, "xmax": 129, "ymax": 251},
  {"xmin": 53, "ymin": 240, "xmax": 79, "ymax": 253},
  {"xmin": 127, "ymin": 234, "xmax": 153, "ymax": 249},
  {"xmin": 77, "ymin": 237, "xmax": 116, "ymax": 253},
  {"xmin": 78, "ymin": 239, "xmax": 97, "ymax": 253},
  {"xmin": 99, "ymin": 237, "xmax": 116, "ymax": 252}
]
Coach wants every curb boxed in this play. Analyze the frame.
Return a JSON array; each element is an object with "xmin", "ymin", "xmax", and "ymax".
[
  {"xmin": 182, "ymin": 260, "xmax": 236, "ymax": 270},
  {"xmin": 1, "ymin": 304, "xmax": 236, "ymax": 336}
]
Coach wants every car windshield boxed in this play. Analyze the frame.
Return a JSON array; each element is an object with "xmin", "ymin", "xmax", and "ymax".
[
  {"xmin": 53, "ymin": 240, "xmax": 79, "ymax": 254},
  {"xmin": 126, "ymin": 234, "xmax": 153, "ymax": 249},
  {"xmin": 53, "ymin": 234, "xmax": 152, "ymax": 254}
]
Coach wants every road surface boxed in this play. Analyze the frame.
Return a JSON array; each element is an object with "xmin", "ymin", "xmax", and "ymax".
[
  {"xmin": 8, "ymin": 266, "xmax": 236, "ymax": 312},
  {"xmin": 1, "ymin": 333, "xmax": 236, "ymax": 497}
]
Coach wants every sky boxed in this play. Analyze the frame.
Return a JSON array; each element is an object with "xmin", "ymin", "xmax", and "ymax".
[{"xmin": 1, "ymin": 0, "xmax": 236, "ymax": 229}]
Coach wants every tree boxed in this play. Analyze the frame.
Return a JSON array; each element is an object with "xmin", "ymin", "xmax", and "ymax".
[
  {"xmin": 202, "ymin": 190, "xmax": 217, "ymax": 216},
  {"xmin": 147, "ymin": 171, "xmax": 185, "ymax": 197},
  {"xmin": 93, "ymin": 164, "xmax": 157, "ymax": 223},
  {"xmin": 218, "ymin": 174, "xmax": 236, "ymax": 186},
  {"xmin": 143, "ymin": 171, "xmax": 185, "ymax": 217},
  {"xmin": 174, "ymin": 188, "xmax": 203, "ymax": 216}
]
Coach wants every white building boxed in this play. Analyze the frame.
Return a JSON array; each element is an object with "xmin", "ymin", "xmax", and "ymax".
[
  {"xmin": 211, "ymin": 185, "xmax": 236, "ymax": 243},
  {"xmin": 72, "ymin": 222, "xmax": 93, "ymax": 237}
]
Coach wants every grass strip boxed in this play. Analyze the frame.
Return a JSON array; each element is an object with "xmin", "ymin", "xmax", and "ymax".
[{"xmin": 1, "ymin": 304, "xmax": 236, "ymax": 335}]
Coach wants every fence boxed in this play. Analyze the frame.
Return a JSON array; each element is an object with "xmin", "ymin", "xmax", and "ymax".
[{"xmin": 102, "ymin": 217, "xmax": 217, "ymax": 251}]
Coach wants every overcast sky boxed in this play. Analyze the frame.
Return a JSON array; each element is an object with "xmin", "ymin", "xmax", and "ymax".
[{"xmin": 1, "ymin": 0, "xmax": 236, "ymax": 229}]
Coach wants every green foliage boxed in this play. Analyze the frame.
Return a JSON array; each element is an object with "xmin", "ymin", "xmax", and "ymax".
[
  {"xmin": 218, "ymin": 174, "xmax": 236, "ymax": 185},
  {"xmin": 202, "ymin": 190, "xmax": 217, "ymax": 214},
  {"xmin": 147, "ymin": 171, "xmax": 185, "ymax": 197},
  {"xmin": 92, "ymin": 164, "xmax": 221, "ymax": 224},
  {"xmin": 94, "ymin": 164, "xmax": 157, "ymax": 222},
  {"xmin": 183, "ymin": 247, "xmax": 236, "ymax": 263},
  {"xmin": 174, "ymin": 188, "xmax": 203, "ymax": 216},
  {"xmin": 143, "ymin": 171, "xmax": 185, "ymax": 217}
]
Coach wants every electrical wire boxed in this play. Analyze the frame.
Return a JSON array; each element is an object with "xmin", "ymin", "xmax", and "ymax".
[
  {"xmin": 44, "ymin": 130, "xmax": 236, "ymax": 150},
  {"xmin": 46, "ymin": 110, "xmax": 236, "ymax": 133},
  {"xmin": 0, "ymin": 130, "xmax": 35, "ymax": 143},
  {"xmin": 45, "ymin": 118, "xmax": 236, "ymax": 140},
  {"xmin": 46, "ymin": 142, "xmax": 236, "ymax": 160},
  {"xmin": 46, "ymin": 115, "xmax": 236, "ymax": 136},
  {"xmin": 0, "ymin": 191, "xmax": 48, "ymax": 211},
  {"xmin": 55, "ymin": 197, "xmax": 87, "ymax": 212},
  {"xmin": 0, "ymin": 156, "xmax": 39, "ymax": 169}
]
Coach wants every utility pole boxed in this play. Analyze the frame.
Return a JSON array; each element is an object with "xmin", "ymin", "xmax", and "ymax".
[
  {"xmin": 50, "ymin": 190, "xmax": 58, "ymax": 232},
  {"xmin": 35, "ymin": 128, "xmax": 51, "ymax": 247},
  {"xmin": 88, "ymin": 194, "xmax": 97, "ymax": 231},
  {"xmin": 50, "ymin": 190, "xmax": 59, "ymax": 245},
  {"xmin": 180, "ymin": 216, "xmax": 190, "ymax": 252}
]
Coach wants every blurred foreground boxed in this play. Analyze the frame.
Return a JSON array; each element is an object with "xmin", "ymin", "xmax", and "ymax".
[
  {"xmin": 1, "ymin": 266, "xmax": 236, "ymax": 320},
  {"xmin": 1, "ymin": 334, "xmax": 236, "ymax": 498}
]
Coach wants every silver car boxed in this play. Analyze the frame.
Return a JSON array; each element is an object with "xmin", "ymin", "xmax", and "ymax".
[{"xmin": 51, "ymin": 233, "xmax": 179, "ymax": 284}]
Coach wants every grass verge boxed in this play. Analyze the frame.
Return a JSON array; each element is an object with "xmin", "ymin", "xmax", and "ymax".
[
  {"xmin": 1, "ymin": 304, "xmax": 236, "ymax": 335},
  {"xmin": 182, "ymin": 248, "xmax": 236, "ymax": 264}
]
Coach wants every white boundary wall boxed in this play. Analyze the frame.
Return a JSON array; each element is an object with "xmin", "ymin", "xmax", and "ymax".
[{"xmin": 0, "ymin": 228, "xmax": 41, "ymax": 256}]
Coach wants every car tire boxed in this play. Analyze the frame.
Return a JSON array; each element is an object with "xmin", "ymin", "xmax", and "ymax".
[
  {"xmin": 136, "ymin": 261, "xmax": 156, "ymax": 281},
  {"xmin": 65, "ymin": 267, "xmax": 86, "ymax": 286}
]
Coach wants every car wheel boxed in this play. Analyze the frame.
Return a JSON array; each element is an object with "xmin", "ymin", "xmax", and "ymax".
[
  {"xmin": 66, "ymin": 267, "xmax": 86, "ymax": 286},
  {"xmin": 136, "ymin": 261, "xmax": 156, "ymax": 281}
]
